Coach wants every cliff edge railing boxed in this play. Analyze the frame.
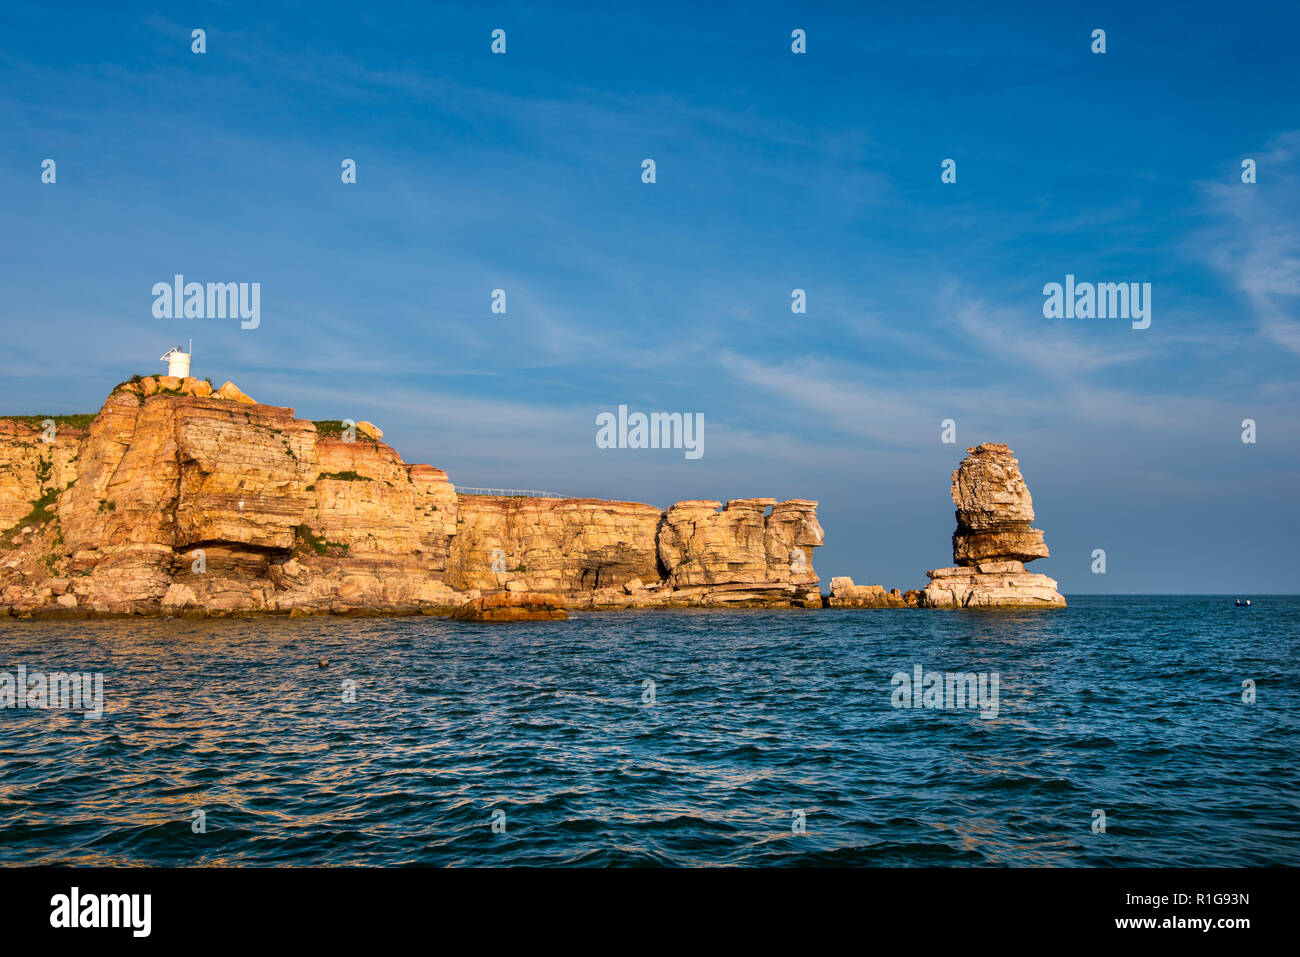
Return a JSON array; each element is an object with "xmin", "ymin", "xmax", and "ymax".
[{"xmin": 456, "ymin": 488, "xmax": 564, "ymax": 498}]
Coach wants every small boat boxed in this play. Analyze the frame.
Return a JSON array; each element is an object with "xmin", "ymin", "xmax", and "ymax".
[{"xmin": 1235, "ymin": 599, "xmax": 1251, "ymax": 607}]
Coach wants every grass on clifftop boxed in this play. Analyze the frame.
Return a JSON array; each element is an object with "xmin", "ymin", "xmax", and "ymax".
[
  {"xmin": 108, "ymin": 374, "xmax": 215, "ymax": 403},
  {"xmin": 110, "ymin": 375, "xmax": 145, "ymax": 395},
  {"xmin": 0, "ymin": 414, "xmax": 96, "ymax": 430},
  {"xmin": 312, "ymin": 420, "xmax": 379, "ymax": 443}
]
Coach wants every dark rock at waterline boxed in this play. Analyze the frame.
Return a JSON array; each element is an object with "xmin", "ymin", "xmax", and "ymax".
[{"xmin": 452, "ymin": 592, "xmax": 568, "ymax": 622}]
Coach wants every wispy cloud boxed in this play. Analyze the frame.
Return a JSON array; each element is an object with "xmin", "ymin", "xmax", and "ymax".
[{"xmin": 1200, "ymin": 130, "xmax": 1300, "ymax": 356}]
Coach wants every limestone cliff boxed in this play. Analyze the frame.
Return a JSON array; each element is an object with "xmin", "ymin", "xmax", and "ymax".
[
  {"xmin": 0, "ymin": 418, "xmax": 84, "ymax": 530},
  {"xmin": 446, "ymin": 496, "xmax": 662, "ymax": 593},
  {"xmin": 919, "ymin": 443, "xmax": 1065, "ymax": 609},
  {"xmin": 0, "ymin": 376, "xmax": 823, "ymax": 617}
]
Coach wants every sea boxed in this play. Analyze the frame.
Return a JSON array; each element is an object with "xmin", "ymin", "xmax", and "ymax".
[{"xmin": 1, "ymin": 596, "xmax": 1296, "ymax": 866}]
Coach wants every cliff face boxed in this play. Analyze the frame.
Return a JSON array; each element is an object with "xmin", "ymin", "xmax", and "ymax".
[
  {"xmin": 0, "ymin": 419, "xmax": 84, "ymax": 529},
  {"xmin": 446, "ymin": 496, "xmax": 662, "ymax": 593},
  {"xmin": 54, "ymin": 381, "xmax": 319, "ymax": 614},
  {"xmin": 0, "ymin": 377, "xmax": 823, "ymax": 617},
  {"xmin": 920, "ymin": 443, "xmax": 1065, "ymax": 608},
  {"xmin": 658, "ymin": 499, "xmax": 823, "ymax": 587}
]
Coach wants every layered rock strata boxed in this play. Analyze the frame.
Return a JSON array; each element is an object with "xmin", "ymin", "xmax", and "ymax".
[
  {"xmin": 451, "ymin": 592, "xmax": 569, "ymax": 622},
  {"xmin": 0, "ymin": 418, "xmax": 84, "ymax": 530},
  {"xmin": 0, "ymin": 376, "xmax": 824, "ymax": 616},
  {"xmin": 446, "ymin": 496, "xmax": 663, "ymax": 593},
  {"xmin": 920, "ymin": 443, "xmax": 1065, "ymax": 609}
]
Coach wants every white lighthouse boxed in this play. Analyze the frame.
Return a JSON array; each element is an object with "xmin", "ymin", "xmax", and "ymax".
[{"xmin": 160, "ymin": 342, "xmax": 192, "ymax": 378}]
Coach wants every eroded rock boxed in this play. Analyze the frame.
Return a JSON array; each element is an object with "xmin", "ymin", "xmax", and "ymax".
[
  {"xmin": 826, "ymin": 576, "xmax": 921, "ymax": 608},
  {"xmin": 921, "ymin": 443, "xmax": 1064, "ymax": 609}
]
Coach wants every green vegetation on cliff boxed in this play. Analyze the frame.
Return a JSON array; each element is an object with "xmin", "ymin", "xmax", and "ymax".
[
  {"xmin": 312, "ymin": 420, "xmax": 379, "ymax": 443},
  {"xmin": 293, "ymin": 524, "xmax": 350, "ymax": 556},
  {"xmin": 1, "ymin": 483, "xmax": 69, "ymax": 546},
  {"xmin": 0, "ymin": 414, "xmax": 96, "ymax": 430}
]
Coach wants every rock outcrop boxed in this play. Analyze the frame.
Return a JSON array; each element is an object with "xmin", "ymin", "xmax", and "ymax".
[
  {"xmin": 920, "ymin": 443, "xmax": 1065, "ymax": 609},
  {"xmin": 0, "ymin": 375, "xmax": 825, "ymax": 616},
  {"xmin": 446, "ymin": 496, "xmax": 663, "ymax": 594},
  {"xmin": 451, "ymin": 592, "xmax": 568, "ymax": 622},
  {"xmin": 649, "ymin": 498, "xmax": 824, "ymax": 607},
  {"xmin": 826, "ymin": 576, "xmax": 921, "ymax": 608}
]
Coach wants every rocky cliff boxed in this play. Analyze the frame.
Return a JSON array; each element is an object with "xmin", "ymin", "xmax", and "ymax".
[
  {"xmin": 0, "ymin": 418, "xmax": 85, "ymax": 530},
  {"xmin": 919, "ymin": 443, "xmax": 1065, "ymax": 608},
  {"xmin": 0, "ymin": 376, "xmax": 823, "ymax": 617}
]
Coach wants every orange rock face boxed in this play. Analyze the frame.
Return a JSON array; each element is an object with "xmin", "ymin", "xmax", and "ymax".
[
  {"xmin": 655, "ymin": 498, "xmax": 823, "ymax": 599},
  {"xmin": 451, "ymin": 592, "xmax": 569, "ymax": 622},
  {"xmin": 446, "ymin": 496, "xmax": 662, "ymax": 593},
  {"xmin": 0, "ymin": 418, "xmax": 84, "ymax": 529},
  {"xmin": 0, "ymin": 377, "xmax": 826, "ymax": 616}
]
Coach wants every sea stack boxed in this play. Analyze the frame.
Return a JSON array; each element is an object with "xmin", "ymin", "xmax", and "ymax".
[{"xmin": 920, "ymin": 443, "xmax": 1065, "ymax": 608}]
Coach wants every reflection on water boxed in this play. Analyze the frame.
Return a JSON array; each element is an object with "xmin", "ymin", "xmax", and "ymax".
[{"xmin": 1, "ymin": 597, "xmax": 1297, "ymax": 866}]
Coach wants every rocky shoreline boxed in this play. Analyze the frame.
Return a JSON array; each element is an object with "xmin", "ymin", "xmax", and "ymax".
[{"xmin": 0, "ymin": 376, "xmax": 1063, "ymax": 618}]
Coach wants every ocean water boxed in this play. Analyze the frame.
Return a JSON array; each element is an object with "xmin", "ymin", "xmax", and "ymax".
[{"xmin": 0, "ymin": 596, "xmax": 1296, "ymax": 867}]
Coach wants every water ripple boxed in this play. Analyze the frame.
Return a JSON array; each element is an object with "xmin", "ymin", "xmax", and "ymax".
[{"xmin": 1, "ymin": 596, "xmax": 1297, "ymax": 866}]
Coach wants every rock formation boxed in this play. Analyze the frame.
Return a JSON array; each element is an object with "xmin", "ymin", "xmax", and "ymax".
[
  {"xmin": 826, "ymin": 577, "xmax": 921, "ymax": 608},
  {"xmin": 651, "ymin": 498, "xmax": 824, "ymax": 607},
  {"xmin": 0, "ymin": 376, "xmax": 824, "ymax": 617},
  {"xmin": 920, "ymin": 443, "xmax": 1065, "ymax": 608},
  {"xmin": 446, "ymin": 496, "xmax": 662, "ymax": 594},
  {"xmin": 451, "ymin": 592, "xmax": 568, "ymax": 622}
]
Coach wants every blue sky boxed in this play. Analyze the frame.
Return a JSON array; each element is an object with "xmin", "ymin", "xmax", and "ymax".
[{"xmin": 2, "ymin": 1, "xmax": 1298, "ymax": 593}]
